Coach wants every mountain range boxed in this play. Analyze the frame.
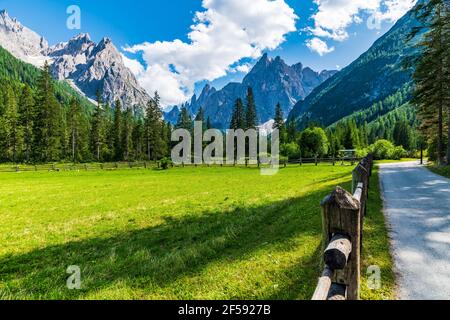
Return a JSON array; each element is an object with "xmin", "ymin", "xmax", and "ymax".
[
  {"xmin": 287, "ymin": 4, "xmax": 421, "ymax": 129},
  {"xmin": 0, "ymin": 3, "xmax": 422, "ymax": 133},
  {"xmin": 166, "ymin": 54, "xmax": 337, "ymax": 128},
  {"xmin": 0, "ymin": 9, "xmax": 149, "ymax": 109}
]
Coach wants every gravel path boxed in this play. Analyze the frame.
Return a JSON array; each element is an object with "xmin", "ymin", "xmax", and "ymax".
[{"xmin": 379, "ymin": 161, "xmax": 450, "ymax": 300}]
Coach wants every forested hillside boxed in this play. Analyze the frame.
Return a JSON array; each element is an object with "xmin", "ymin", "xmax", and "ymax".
[
  {"xmin": 0, "ymin": 45, "xmax": 172, "ymax": 164},
  {"xmin": 288, "ymin": 7, "xmax": 420, "ymax": 130},
  {"xmin": 0, "ymin": 46, "xmax": 94, "ymax": 112}
]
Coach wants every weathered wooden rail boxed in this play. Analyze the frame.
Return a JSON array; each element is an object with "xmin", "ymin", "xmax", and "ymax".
[
  {"xmin": 287, "ymin": 157, "xmax": 361, "ymax": 166},
  {"xmin": 0, "ymin": 157, "xmax": 363, "ymax": 173},
  {"xmin": 0, "ymin": 161, "xmax": 158, "ymax": 173},
  {"xmin": 312, "ymin": 154, "xmax": 374, "ymax": 300}
]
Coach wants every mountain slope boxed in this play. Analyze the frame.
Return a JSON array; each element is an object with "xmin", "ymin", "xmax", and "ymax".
[
  {"xmin": 0, "ymin": 45, "xmax": 94, "ymax": 111},
  {"xmin": 288, "ymin": 6, "xmax": 420, "ymax": 129},
  {"xmin": 48, "ymin": 34, "xmax": 150, "ymax": 109},
  {"xmin": 0, "ymin": 10, "xmax": 150, "ymax": 110},
  {"xmin": 0, "ymin": 9, "xmax": 48, "ymax": 67},
  {"xmin": 180, "ymin": 54, "xmax": 336, "ymax": 128}
]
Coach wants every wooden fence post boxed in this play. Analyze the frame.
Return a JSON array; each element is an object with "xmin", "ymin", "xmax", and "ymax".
[
  {"xmin": 315, "ymin": 156, "xmax": 318, "ymax": 166},
  {"xmin": 320, "ymin": 187, "xmax": 361, "ymax": 300},
  {"xmin": 352, "ymin": 164, "xmax": 369, "ymax": 216}
]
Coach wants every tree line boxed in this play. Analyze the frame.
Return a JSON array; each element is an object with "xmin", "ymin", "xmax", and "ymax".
[
  {"xmin": 0, "ymin": 62, "xmax": 172, "ymax": 164},
  {"xmin": 409, "ymin": 0, "xmax": 450, "ymax": 165}
]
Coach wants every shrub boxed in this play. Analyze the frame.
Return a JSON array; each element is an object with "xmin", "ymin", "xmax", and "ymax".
[
  {"xmin": 299, "ymin": 127, "xmax": 329, "ymax": 158},
  {"xmin": 368, "ymin": 140, "xmax": 406, "ymax": 160},
  {"xmin": 369, "ymin": 140, "xmax": 395, "ymax": 160},
  {"xmin": 389, "ymin": 146, "xmax": 407, "ymax": 160},
  {"xmin": 160, "ymin": 157, "xmax": 173, "ymax": 170},
  {"xmin": 281, "ymin": 142, "xmax": 300, "ymax": 159}
]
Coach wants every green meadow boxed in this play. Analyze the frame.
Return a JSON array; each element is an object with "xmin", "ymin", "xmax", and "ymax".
[{"xmin": 0, "ymin": 165, "xmax": 394, "ymax": 300}]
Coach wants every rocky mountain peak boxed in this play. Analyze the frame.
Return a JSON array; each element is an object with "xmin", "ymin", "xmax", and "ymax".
[
  {"xmin": 0, "ymin": 9, "xmax": 48, "ymax": 66},
  {"xmin": 49, "ymin": 33, "xmax": 95, "ymax": 58},
  {"xmin": 0, "ymin": 11, "xmax": 150, "ymax": 110},
  {"xmin": 178, "ymin": 54, "xmax": 337, "ymax": 128}
]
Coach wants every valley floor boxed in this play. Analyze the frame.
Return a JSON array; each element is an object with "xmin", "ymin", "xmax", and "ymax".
[{"xmin": 0, "ymin": 165, "xmax": 394, "ymax": 300}]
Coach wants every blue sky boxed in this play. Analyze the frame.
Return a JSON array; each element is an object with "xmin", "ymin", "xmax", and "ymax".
[{"xmin": 0, "ymin": 0, "xmax": 416, "ymax": 106}]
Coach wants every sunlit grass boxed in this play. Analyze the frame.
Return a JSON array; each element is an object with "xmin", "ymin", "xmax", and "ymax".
[
  {"xmin": 0, "ymin": 164, "xmax": 393, "ymax": 300},
  {"xmin": 428, "ymin": 165, "xmax": 450, "ymax": 179},
  {"xmin": 360, "ymin": 166, "xmax": 396, "ymax": 300}
]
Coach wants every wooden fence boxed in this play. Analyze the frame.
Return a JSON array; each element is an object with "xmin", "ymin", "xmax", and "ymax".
[
  {"xmin": 312, "ymin": 154, "xmax": 374, "ymax": 300},
  {"xmin": 0, "ymin": 162, "xmax": 159, "ymax": 173},
  {"xmin": 286, "ymin": 157, "xmax": 361, "ymax": 166},
  {"xmin": 0, "ymin": 157, "xmax": 363, "ymax": 173}
]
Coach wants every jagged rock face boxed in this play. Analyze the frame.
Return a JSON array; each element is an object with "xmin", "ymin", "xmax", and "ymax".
[
  {"xmin": 179, "ymin": 54, "xmax": 337, "ymax": 128},
  {"xmin": 164, "ymin": 106, "xmax": 181, "ymax": 125},
  {"xmin": 0, "ymin": 10, "xmax": 48, "ymax": 66},
  {"xmin": 48, "ymin": 36, "xmax": 150, "ymax": 109},
  {"xmin": 0, "ymin": 10, "xmax": 150, "ymax": 110}
]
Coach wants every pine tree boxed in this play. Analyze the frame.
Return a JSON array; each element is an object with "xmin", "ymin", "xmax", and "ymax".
[
  {"xmin": 273, "ymin": 102, "xmax": 287, "ymax": 144},
  {"xmin": 206, "ymin": 117, "xmax": 212, "ymax": 130},
  {"xmin": 195, "ymin": 106, "xmax": 205, "ymax": 122},
  {"xmin": 132, "ymin": 119, "xmax": 145, "ymax": 160},
  {"xmin": 230, "ymin": 98, "xmax": 245, "ymax": 130},
  {"xmin": 91, "ymin": 92, "xmax": 107, "ymax": 161},
  {"xmin": 18, "ymin": 85, "xmax": 35, "ymax": 163},
  {"xmin": 2, "ymin": 86, "xmax": 23, "ymax": 162},
  {"xmin": 409, "ymin": 0, "xmax": 450, "ymax": 165},
  {"xmin": 33, "ymin": 61, "xmax": 62, "ymax": 162},
  {"xmin": 122, "ymin": 107, "xmax": 134, "ymax": 161},
  {"xmin": 393, "ymin": 121, "xmax": 413, "ymax": 150},
  {"xmin": 145, "ymin": 92, "xmax": 164, "ymax": 160},
  {"xmin": 112, "ymin": 100, "xmax": 123, "ymax": 161},
  {"xmin": 245, "ymin": 87, "xmax": 258, "ymax": 130},
  {"xmin": 286, "ymin": 121, "xmax": 298, "ymax": 143},
  {"xmin": 67, "ymin": 98, "xmax": 87, "ymax": 162},
  {"xmin": 177, "ymin": 106, "xmax": 192, "ymax": 130}
]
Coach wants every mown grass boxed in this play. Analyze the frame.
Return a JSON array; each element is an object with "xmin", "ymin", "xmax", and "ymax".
[
  {"xmin": 375, "ymin": 158, "xmax": 419, "ymax": 164},
  {"xmin": 428, "ymin": 165, "xmax": 450, "ymax": 179},
  {"xmin": 0, "ymin": 164, "xmax": 393, "ymax": 300},
  {"xmin": 360, "ymin": 166, "xmax": 396, "ymax": 300}
]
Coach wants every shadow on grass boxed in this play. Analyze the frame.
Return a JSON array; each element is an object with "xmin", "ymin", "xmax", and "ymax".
[{"xmin": 0, "ymin": 178, "xmax": 352, "ymax": 300}]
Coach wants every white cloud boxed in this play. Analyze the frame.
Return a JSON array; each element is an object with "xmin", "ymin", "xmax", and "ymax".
[
  {"xmin": 306, "ymin": 37, "xmax": 335, "ymax": 56},
  {"xmin": 308, "ymin": 0, "xmax": 416, "ymax": 42},
  {"xmin": 230, "ymin": 63, "xmax": 253, "ymax": 74},
  {"xmin": 376, "ymin": 0, "xmax": 417, "ymax": 22},
  {"xmin": 121, "ymin": 54, "xmax": 144, "ymax": 76},
  {"xmin": 125, "ymin": 0, "xmax": 298, "ymax": 107}
]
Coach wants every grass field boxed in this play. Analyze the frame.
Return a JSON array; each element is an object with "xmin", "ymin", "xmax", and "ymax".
[
  {"xmin": 374, "ymin": 158, "xmax": 419, "ymax": 164},
  {"xmin": 0, "ymin": 164, "xmax": 394, "ymax": 300},
  {"xmin": 428, "ymin": 165, "xmax": 450, "ymax": 179}
]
